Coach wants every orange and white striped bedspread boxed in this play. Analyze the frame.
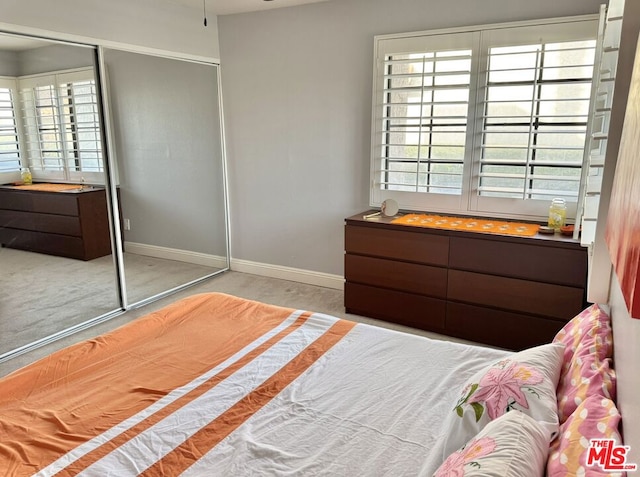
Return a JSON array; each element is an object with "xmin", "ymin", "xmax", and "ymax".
[{"xmin": 0, "ymin": 293, "xmax": 510, "ymax": 476}]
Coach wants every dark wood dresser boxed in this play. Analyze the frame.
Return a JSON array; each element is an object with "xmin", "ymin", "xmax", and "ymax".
[
  {"xmin": 0, "ymin": 185, "xmax": 112, "ymax": 260},
  {"xmin": 344, "ymin": 212, "xmax": 588, "ymax": 350}
]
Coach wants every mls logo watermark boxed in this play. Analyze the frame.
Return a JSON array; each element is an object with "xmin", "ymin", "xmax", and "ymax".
[{"xmin": 587, "ymin": 439, "xmax": 637, "ymax": 472}]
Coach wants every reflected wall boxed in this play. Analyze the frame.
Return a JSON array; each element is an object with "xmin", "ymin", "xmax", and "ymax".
[{"xmin": 102, "ymin": 49, "xmax": 228, "ymax": 305}]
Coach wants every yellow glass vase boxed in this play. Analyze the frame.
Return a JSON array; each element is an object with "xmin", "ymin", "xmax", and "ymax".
[{"xmin": 20, "ymin": 167, "xmax": 32, "ymax": 185}]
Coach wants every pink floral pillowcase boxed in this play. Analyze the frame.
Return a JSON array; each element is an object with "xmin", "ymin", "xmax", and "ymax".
[
  {"xmin": 434, "ymin": 305, "xmax": 624, "ymax": 477},
  {"xmin": 440, "ymin": 343, "xmax": 564, "ymax": 460},
  {"xmin": 434, "ymin": 410, "xmax": 549, "ymax": 477}
]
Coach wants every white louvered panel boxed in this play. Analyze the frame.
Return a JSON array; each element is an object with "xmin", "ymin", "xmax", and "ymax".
[
  {"xmin": 586, "ymin": 171, "xmax": 603, "ymax": 194},
  {"xmin": 379, "ymin": 48, "xmax": 471, "ymax": 195},
  {"xmin": 599, "ymin": 50, "xmax": 618, "ymax": 80},
  {"xmin": 606, "ymin": 0, "xmax": 624, "ymax": 19},
  {"xmin": 603, "ymin": 17, "xmax": 622, "ymax": 50},
  {"xmin": 18, "ymin": 70, "xmax": 103, "ymax": 179},
  {"xmin": 575, "ymin": 4, "xmax": 622, "ymax": 244},
  {"xmin": 479, "ymin": 38, "xmax": 595, "ymax": 201},
  {"xmin": 589, "ymin": 156, "xmax": 605, "ymax": 168},
  {"xmin": 0, "ymin": 91, "xmax": 21, "ymax": 172},
  {"xmin": 581, "ymin": 194, "xmax": 601, "ymax": 246},
  {"xmin": 580, "ymin": 218, "xmax": 598, "ymax": 246},
  {"xmin": 583, "ymin": 194, "xmax": 601, "ymax": 219}
]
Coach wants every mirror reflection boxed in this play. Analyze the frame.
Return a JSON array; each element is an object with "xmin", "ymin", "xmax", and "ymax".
[
  {"xmin": 0, "ymin": 33, "xmax": 119, "ymax": 354},
  {"xmin": 1, "ymin": 33, "xmax": 230, "ymax": 361},
  {"xmin": 101, "ymin": 49, "xmax": 228, "ymax": 306}
]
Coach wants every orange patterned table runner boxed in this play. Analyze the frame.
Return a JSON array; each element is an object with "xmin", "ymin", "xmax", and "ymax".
[
  {"xmin": 391, "ymin": 214, "xmax": 540, "ymax": 237},
  {"xmin": 10, "ymin": 183, "xmax": 83, "ymax": 192}
]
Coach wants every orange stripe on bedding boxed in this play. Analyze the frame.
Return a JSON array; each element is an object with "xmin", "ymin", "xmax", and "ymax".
[
  {"xmin": 0, "ymin": 293, "xmax": 300, "ymax": 477},
  {"xmin": 54, "ymin": 311, "xmax": 314, "ymax": 476},
  {"xmin": 140, "ymin": 319, "xmax": 356, "ymax": 477}
]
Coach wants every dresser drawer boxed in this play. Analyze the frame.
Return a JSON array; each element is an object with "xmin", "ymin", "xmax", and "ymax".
[
  {"xmin": 345, "ymin": 225, "xmax": 448, "ymax": 266},
  {"xmin": 0, "ymin": 210, "xmax": 82, "ymax": 236},
  {"xmin": 345, "ymin": 254, "xmax": 447, "ymax": 298},
  {"xmin": 0, "ymin": 189, "xmax": 79, "ymax": 216},
  {"xmin": 0, "ymin": 229, "xmax": 85, "ymax": 259},
  {"xmin": 446, "ymin": 302, "xmax": 565, "ymax": 350},
  {"xmin": 447, "ymin": 269, "xmax": 584, "ymax": 320},
  {"xmin": 449, "ymin": 236, "xmax": 587, "ymax": 287},
  {"xmin": 345, "ymin": 282, "xmax": 446, "ymax": 331}
]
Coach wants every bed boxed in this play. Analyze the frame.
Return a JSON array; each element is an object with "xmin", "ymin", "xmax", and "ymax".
[{"xmin": 0, "ymin": 292, "xmax": 629, "ymax": 476}]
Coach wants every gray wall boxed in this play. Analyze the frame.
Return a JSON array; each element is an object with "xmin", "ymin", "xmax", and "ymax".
[
  {"xmin": 0, "ymin": 50, "xmax": 19, "ymax": 76},
  {"xmin": 218, "ymin": 0, "xmax": 603, "ymax": 277},
  {"xmin": 17, "ymin": 44, "xmax": 95, "ymax": 76},
  {"xmin": 104, "ymin": 49, "xmax": 227, "ymax": 256}
]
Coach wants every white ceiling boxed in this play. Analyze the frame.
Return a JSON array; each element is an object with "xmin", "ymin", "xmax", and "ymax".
[
  {"xmin": 0, "ymin": 0, "xmax": 336, "ymax": 50},
  {"xmin": 169, "ymin": 0, "xmax": 335, "ymax": 16}
]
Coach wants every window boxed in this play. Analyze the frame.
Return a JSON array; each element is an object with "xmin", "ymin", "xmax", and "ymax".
[
  {"xmin": 0, "ymin": 79, "xmax": 21, "ymax": 173},
  {"xmin": 371, "ymin": 17, "xmax": 599, "ymax": 220},
  {"xmin": 18, "ymin": 68, "xmax": 103, "ymax": 183}
]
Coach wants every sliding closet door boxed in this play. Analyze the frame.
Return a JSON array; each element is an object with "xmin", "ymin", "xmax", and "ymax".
[
  {"xmin": 101, "ymin": 49, "xmax": 228, "ymax": 306},
  {"xmin": 0, "ymin": 34, "xmax": 120, "ymax": 358}
]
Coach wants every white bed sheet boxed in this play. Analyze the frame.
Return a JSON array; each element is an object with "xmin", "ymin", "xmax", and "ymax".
[
  {"xmin": 1, "ymin": 293, "xmax": 513, "ymax": 476},
  {"xmin": 183, "ymin": 318, "xmax": 511, "ymax": 476}
]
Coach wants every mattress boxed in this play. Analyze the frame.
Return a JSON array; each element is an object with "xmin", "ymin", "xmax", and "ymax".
[{"xmin": 0, "ymin": 293, "xmax": 511, "ymax": 476}]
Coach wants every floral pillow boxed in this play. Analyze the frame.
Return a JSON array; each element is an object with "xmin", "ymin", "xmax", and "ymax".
[
  {"xmin": 441, "ymin": 343, "xmax": 564, "ymax": 459},
  {"xmin": 554, "ymin": 304, "xmax": 613, "ymax": 366},
  {"xmin": 547, "ymin": 395, "xmax": 625, "ymax": 477},
  {"xmin": 434, "ymin": 410, "xmax": 549, "ymax": 477},
  {"xmin": 556, "ymin": 353, "xmax": 617, "ymax": 423}
]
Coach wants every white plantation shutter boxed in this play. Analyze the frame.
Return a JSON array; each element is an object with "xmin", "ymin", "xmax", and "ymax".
[
  {"xmin": 18, "ymin": 68, "xmax": 103, "ymax": 183},
  {"xmin": 380, "ymin": 50, "xmax": 472, "ymax": 193},
  {"xmin": 371, "ymin": 32, "xmax": 478, "ymax": 212},
  {"xmin": 575, "ymin": 4, "xmax": 621, "ymax": 245},
  {"xmin": 371, "ymin": 17, "xmax": 599, "ymax": 221},
  {"xmin": 0, "ymin": 79, "xmax": 21, "ymax": 174},
  {"xmin": 20, "ymin": 82, "xmax": 65, "ymax": 180},
  {"xmin": 472, "ymin": 21, "xmax": 598, "ymax": 218},
  {"xmin": 59, "ymin": 78, "xmax": 103, "ymax": 177}
]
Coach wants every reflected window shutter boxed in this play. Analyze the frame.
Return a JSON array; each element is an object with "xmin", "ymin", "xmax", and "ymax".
[
  {"xmin": 58, "ymin": 79, "xmax": 103, "ymax": 174},
  {"xmin": 18, "ymin": 69, "xmax": 103, "ymax": 181},
  {"xmin": 19, "ymin": 82, "xmax": 65, "ymax": 173},
  {"xmin": 0, "ymin": 85, "xmax": 21, "ymax": 172}
]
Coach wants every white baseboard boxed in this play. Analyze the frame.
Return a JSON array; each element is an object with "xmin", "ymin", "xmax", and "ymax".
[
  {"xmin": 124, "ymin": 242, "xmax": 229, "ymax": 269},
  {"xmin": 124, "ymin": 243, "xmax": 344, "ymax": 290},
  {"xmin": 230, "ymin": 258, "xmax": 344, "ymax": 290}
]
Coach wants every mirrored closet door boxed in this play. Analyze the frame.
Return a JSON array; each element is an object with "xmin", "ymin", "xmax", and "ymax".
[
  {"xmin": 0, "ymin": 33, "xmax": 120, "ymax": 356},
  {"xmin": 100, "ymin": 48, "xmax": 228, "ymax": 307},
  {"xmin": 0, "ymin": 32, "xmax": 229, "ymax": 362}
]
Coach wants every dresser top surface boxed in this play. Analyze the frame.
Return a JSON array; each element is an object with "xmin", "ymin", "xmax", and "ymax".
[
  {"xmin": 346, "ymin": 210, "xmax": 584, "ymax": 249},
  {"xmin": 0, "ymin": 183, "xmax": 104, "ymax": 194}
]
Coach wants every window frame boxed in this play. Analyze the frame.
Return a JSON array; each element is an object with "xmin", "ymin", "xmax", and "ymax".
[{"xmin": 370, "ymin": 14, "xmax": 599, "ymax": 222}]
